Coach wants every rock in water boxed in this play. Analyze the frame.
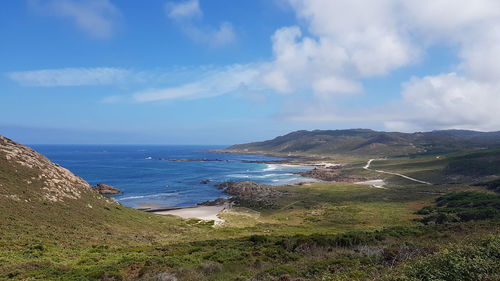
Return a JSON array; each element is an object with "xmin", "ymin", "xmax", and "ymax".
[{"xmin": 93, "ymin": 184, "xmax": 121, "ymax": 194}]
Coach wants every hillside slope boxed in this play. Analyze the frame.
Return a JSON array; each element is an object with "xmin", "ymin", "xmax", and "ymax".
[
  {"xmin": 0, "ymin": 136, "xmax": 187, "ymax": 247},
  {"xmin": 226, "ymin": 129, "xmax": 500, "ymax": 157}
]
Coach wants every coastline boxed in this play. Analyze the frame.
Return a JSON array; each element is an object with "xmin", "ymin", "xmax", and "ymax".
[
  {"xmin": 135, "ymin": 150, "xmax": 352, "ymax": 222},
  {"xmin": 152, "ymin": 204, "xmax": 228, "ymax": 224}
]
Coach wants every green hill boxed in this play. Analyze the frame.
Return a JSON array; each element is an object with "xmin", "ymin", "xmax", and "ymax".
[{"xmin": 226, "ymin": 129, "xmax": 500, "ymax": 157}]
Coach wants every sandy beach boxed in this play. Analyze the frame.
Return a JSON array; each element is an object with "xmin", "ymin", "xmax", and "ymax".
[
  {"xmin": 153, "ymin": 204, "xmax": 227, "ymax": 224},
  {"xmin": 355, "ymin": 179, "xmax": 387, "ymax": 188}
]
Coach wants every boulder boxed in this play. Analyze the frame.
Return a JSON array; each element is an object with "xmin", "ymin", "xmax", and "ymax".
[{"xmin": 93, "ymin": 184, "xmax": 121, "ymax": 195}]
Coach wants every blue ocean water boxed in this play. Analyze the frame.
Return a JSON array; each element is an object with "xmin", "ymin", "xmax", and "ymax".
[{"xmin": 32, "ymin": 145, "xmax": 314, "ymax": 209}]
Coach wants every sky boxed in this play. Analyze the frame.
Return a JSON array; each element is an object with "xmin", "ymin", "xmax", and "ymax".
[{"xmin": 1, "ymin": 0, "xmax": 500, "ymax": 144}]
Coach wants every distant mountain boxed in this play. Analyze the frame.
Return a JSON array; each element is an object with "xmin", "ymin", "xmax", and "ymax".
[{"xmin": 226, "ymin": 129, "xmax": 500, "ymax": 157}]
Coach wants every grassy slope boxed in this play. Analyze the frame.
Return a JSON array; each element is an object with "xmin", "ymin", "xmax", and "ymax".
[
  {"xmin": 1, "ymin": 139, "xmax": 499, "ymax": 280},
  {"xmin": 227, "ymin": 129, "xmax": 500, "ymax": 158}
]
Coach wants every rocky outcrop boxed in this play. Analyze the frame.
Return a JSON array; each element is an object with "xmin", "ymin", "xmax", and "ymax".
[
  {"xmin": 213, "ymin": 181, "xmax": 284, "ymax": 208},
  {"xmin": 197, "ymin": 197, "xmax": 229, "ymax": 206},
  {"xmin": 298, "ymin": 168, "xmax": 365, "ymax": 182},
  {"xmin": 93, "ymin": 184, "xmax": 121, "ymax": 194},
  {"xmin": 220, "ymin": 181, "xmax": 278, "ymax": 197}
]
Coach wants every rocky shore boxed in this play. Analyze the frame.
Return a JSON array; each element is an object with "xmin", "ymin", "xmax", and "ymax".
[
  {"xmin": 93, "ymin": 184, "xmax": 121, "ymax": 194},
  {"xmin": 296, "ymin": 168, "xmax": 366, "ymax": 182},
  {"xmin": 213, "ymin": 181, "xmax": 285, "ymax": 208}
]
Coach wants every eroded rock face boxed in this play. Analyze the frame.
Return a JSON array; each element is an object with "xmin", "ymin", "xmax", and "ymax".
[
  {"xmin": 93, "ymin": 184, "xmax": 121, "ymax": 194},
  {"xmin": 0, "ymin": 136, "xmax": 92, "ymax": 202}
]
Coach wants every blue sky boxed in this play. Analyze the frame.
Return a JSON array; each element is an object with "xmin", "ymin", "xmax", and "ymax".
[{"xmin": 1, "ymin": 0, "xmax": 500, "ymax": 144}]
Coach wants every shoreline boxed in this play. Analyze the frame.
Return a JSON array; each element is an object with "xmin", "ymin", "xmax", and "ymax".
[
  {"xmin": 152, "ymin": 203, "xmax": 228, "ymax": 224},
  {"xmin": 136, "ymin": 151, "xmax": 359, "ymax": 222}
]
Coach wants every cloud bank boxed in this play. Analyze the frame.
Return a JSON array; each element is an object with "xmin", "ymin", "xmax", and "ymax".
[{"xmin": 268, "ymin": 0, "xmax": 500, "ymax": 131}]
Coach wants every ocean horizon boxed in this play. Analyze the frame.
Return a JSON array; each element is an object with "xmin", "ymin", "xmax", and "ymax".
[{"xmin": 32, "ymin": 144, "xmax": 315, "ymax": 209}]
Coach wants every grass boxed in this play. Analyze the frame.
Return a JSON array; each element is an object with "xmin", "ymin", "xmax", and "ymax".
[{"xmin": 1, "ymin": 146, "xmax": 500, "ymax": 280}]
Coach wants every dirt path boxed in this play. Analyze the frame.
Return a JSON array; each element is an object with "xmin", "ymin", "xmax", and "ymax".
[{"xmin": 364, "ymin": 159, "xmax": 432, "ymax": 185}]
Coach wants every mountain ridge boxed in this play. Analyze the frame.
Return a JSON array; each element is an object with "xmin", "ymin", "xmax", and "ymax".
[{"xmin": 226, "ymin": 129, "xmax": 500, "ymax": 157}]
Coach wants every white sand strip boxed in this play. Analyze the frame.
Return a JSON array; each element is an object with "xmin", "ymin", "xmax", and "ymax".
[
  {"xmin": 355, "ymin": 179, "xmax": 387, "ymax": 189},
  {"xmin": 154, "ymin": 205, "xmax": 227, "ymax": 223}
]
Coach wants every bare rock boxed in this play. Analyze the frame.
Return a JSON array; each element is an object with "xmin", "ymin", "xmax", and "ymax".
[
  {"xmin": 93, "ymin": 184, "xmax": 121, "ymax": 194},
  {"xmin": 223, "ymin": 181, "xmax": 275, "ymax": 196},
  {"xmin": 298, "ymin": 168, "xmax": 365, "ymax": 182},
  {"xmin": 197, "ymin": 197, "xmax": 228, "ymax": 206}
]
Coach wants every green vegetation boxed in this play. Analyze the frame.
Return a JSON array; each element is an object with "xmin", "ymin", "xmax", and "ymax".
[
  {"xmin": 416, "ymin": 192, "xmax": 500, "ymax": 225},
  {"xmin": 226, "ymin": 129, "xmax": 500, "ymax": 157},
  {"xmin": 444, "ymin": 149, "xmax": 500, "ymax": 176},
  {"xmin": 1, "ymin": 136, "xmax": 500, "ymax": 280},
  {"xmin": 474, "ymin": 178, "xmax": 500, "ymax": 193}
]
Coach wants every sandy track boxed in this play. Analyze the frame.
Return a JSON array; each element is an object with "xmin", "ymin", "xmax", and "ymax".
[{"xmin": 364, "ymin": 159, "xmax": 432, "ymax": 185}]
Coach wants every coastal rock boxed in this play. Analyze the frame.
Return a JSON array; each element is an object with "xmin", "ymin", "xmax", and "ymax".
[
  {"xmin": 223, "ymin": 181, "xmax": 276, "ymax": 196},
  {"xmin": 298, "ymin": 168, "xmax": 365, "ymax": 182},
  {"xmin": 197, "ymin": 198, "xmax": 228, "ymax": 206},
  {"xmin": 215, "ymin": 181, "xmax": 281, "ymax": 197},
  {"xmin": 214, "ymin": 181, "xmax": 285, "ymax": 209},
  {"xmin": 93, "ymin": 184, "xmax": 121, "ymax": 194},
  {"xmin": 200, "ymin": 179, "xmax": 211, "ymax": 184}
]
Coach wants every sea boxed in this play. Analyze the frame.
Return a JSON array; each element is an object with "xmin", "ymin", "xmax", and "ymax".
[{"xmin": 32, "ymin": 145, "xmax": 316, "ymax": 209}]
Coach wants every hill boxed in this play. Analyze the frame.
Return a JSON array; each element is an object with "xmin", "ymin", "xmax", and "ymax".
[
  {"xmin": 226, "ymin": 129, "xmax": 500, "ymax": 157},
  {"xmin": 0, "ymin": 136, "xmax": 186, "ymax": 245}
]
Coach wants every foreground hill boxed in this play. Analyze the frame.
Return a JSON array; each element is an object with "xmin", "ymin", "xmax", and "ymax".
[{"xmin": 226, "ymin": 129, "xmax": 500, "ymax": 157}]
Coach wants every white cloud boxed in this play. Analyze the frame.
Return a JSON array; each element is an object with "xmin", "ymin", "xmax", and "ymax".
[
  {"xmin": 261, "ymin": 0, "xmax": 418, "ymax": 99},
  {"xmin": 385, "ymin": 73, "xmax": 500, "ymax": 132},
  {"xmin": 133, "ymin": 65, "xmax": 260, "ymax": 102},
  {"xmin": 19, "ymin": 0, "xmax": 500, "ymax": 132},
  {"xmin": 29, "ymin": 0, "xmax": 121, "ymax": 39},
  {"xmin": 8, "ymin": 67, "xmax": 130, "ymax": 87},
  {"xmin": 265, "ymin": 0, "xmax": 500, "ymax": 131},
  {"xmin": 165, "ymin": 0, "xmax": 236, "ymax": 47},
  {"xmin": 165, "ymin": 0, "xmax": 201, "ymax": 20}
]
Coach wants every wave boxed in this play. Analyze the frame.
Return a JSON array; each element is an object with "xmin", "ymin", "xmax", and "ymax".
[
  {"xmin": 119, "ymin": 192, "xmax": 179, "ymax": 201},
  {"xmin": 226, "ymin": 174, "xmax": 251, "ymax": 178},
  {"xmin": 262, "ymin": 164, "xmax": 280, "ymax": 171},
  {"xmin": 262, "ymin": 173, "xmax": 294, "ymax": 177}
]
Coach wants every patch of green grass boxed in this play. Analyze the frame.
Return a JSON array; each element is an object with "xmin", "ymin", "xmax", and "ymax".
[{"xmin": 416, "ymin": 192, "xmax": 500, "ymax": 225}]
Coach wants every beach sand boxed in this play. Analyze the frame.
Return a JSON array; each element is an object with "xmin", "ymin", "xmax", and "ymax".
[
  {"xmin": 355, "ymin": 179, "xmax": 386, "ymax": 189},
  {"xmin": 153, "ymin": 204, "xmax": 227, "ymax": 224}
]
